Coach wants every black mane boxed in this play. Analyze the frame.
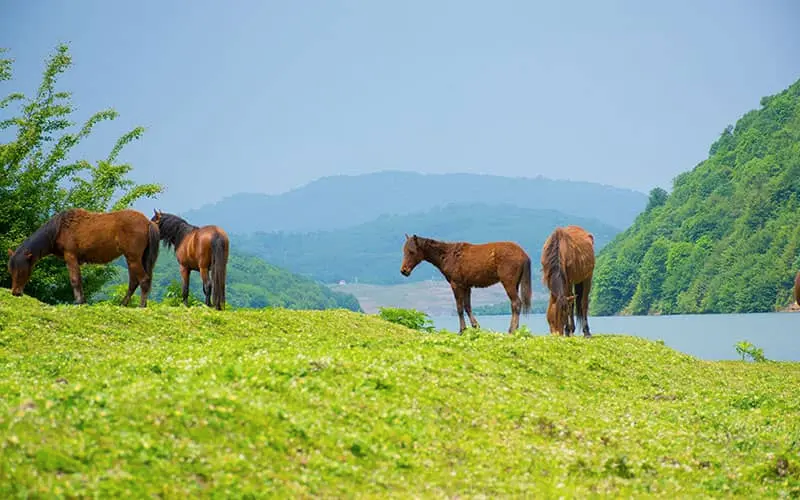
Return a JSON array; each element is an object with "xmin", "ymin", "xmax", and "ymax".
[
  {"xmin": 156, "ymin": 213, "xmax": 198, "ymax": 251},
  {"xmin": 9, "ymin": 212, "xmax": 65, "ymax": 268}
]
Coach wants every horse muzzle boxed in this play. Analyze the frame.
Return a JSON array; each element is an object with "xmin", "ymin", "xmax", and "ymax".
[{"xmin": 400, "ymin": 268, "xmax": 410, "ymax": 277}]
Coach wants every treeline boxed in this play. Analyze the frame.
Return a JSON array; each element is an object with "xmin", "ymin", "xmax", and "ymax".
[
  {"xmin": 592, "ymin": 78, "xmax": 800, "ymax": 315},
  {"xmin": 100, "ymin": 250, "xmax": 362, "ymax": 311}
]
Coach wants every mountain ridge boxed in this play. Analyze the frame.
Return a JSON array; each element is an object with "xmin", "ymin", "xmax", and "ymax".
[{"xmin": 181, "ymin": 171, "xmax": 647, "ymax": 234}]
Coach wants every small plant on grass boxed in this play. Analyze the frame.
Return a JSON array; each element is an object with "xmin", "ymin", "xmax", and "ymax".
[
  {"xmin": 735, "ymin": 340, "xmax": 767, "ymax": 362},
  {"xmin": 378, "ymin": 307, "xmax": 435, "ymax": 332},
  {"xmin": 161, "ymin": 280, "xmax": 203, "ymax": 307}
]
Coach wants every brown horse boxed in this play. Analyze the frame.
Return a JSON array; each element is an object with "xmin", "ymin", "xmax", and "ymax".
[
  {"xmin": 795, "ymin": 271, "xmax": 800, "ymax": 306},
  {"xmin": 7, "ymin": 208, "xmax": 160, "ymax": 306},
  {"xmin": 400, "ymin": 234, "xmax": 532, "ymax": 333},
  {"xmin": 151, "ymin": 210, "xmax": 229, "ymax": 310},
  {"xmin": 541, "ymin": 225, "xmax": 595, "ymax": 337}
]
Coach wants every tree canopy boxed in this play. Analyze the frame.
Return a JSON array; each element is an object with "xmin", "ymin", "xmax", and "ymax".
[
  {"xmin": 591, "ymin": 79, "xmax": 800, "ymax": 315},
  {"xmin": 0, "ymin": 45, "xmax": 162, "ymax": 303}
]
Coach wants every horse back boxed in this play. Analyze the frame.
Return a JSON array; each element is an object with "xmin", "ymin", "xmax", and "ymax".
[
  {"xmin": 559, "ymin": 226, "xmax": 595, "ymax": 281},
  {"xmin": 177, "ymin": 225, "xmax": 228, "ymax": 268},
  {"xmin": 56, "ymin": 209, "xmax": 152, "ymax": 262},
  {"xmin": 452, "ymin": 241, "xmax": 528, "ymax": 286}
]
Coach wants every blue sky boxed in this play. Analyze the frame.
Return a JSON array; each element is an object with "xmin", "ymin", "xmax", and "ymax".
[{"xmin": 2, "ymin": 1, "xmax": 799, "ymax": 213}]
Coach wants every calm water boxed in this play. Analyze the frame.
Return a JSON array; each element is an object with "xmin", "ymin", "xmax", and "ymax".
[{"xmin": 430, "ymin": 313, "xmax": 800, "ymax": 361}]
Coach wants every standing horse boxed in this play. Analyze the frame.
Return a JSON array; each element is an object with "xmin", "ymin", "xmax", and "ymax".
[
  {"xmin": 541, "ymin": 225, "xmax": 595, "ymax": 337},
  {"xmin": 151, "ymin": 210, "xmax": 229, "ymax": 310},
  {"xmin": 7, "ymin": 208, "xmax": 160, "ymax": 306},
  {"xmin": 795, "ymin": 271, "xmax": 800, "ymax": 306},
  {"xmin": 400, "ymin": 234, "xmax": 532, "ymax": 333}
]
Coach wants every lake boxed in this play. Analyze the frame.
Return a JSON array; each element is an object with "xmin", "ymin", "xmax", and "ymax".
[{"xmin": 430, "ymin": 313, "xmax": 800, "ymax": 362}]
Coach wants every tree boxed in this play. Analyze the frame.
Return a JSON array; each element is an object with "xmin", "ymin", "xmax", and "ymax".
[{"xmin": 0, "ymin": 44, "xmax": 163, "ymax": 303}]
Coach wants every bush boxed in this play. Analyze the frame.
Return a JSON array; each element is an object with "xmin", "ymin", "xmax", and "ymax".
[{"xmin": 378, "ymin": 307, "xmax": 435, "ymax": 332}]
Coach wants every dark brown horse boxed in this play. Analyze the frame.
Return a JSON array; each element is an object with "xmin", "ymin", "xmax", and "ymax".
[
  {"xmin": 7, "ymin": 208, "xmax": 160, "ymax": 306},
  {"xmin": 151, "ymin": 210, "xmax": 229, "ymax": 310},
  {"xmin": 541, "ymin": 225, "xmax": 595, "ymax": 337},
  {"xmin": 400, "ymin": 234, "xmax": 532, "ymax": 333}
]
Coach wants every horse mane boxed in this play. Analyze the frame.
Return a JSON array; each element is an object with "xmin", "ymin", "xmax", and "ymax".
[
  {"xmin": 13, "ymin": 211, "xmax": 66, "ymax": 261},
  {"xmin": 542, "ymin": 228, "xmax": 567, "ymax": 299},
  {"xmin": 157, "ymin": 213, "xmax": 198, "ymax": 251}
]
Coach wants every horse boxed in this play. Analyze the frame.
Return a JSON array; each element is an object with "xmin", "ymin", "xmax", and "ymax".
[
  {"xmin": 541, "ymin": 225, "xmax": 595, "ymax": 337},
  {"xmin": 151, "ymin": 210, "xmax": 229, "ymax": 310},
  {"xmin": 400, "ymin": 234, "xmax": 532, "ymax": 333},
  {"xmin": 7, "ymin": 208, "xmax": 160, "ymax": 306},
  {"xmin": 795, "ymin": 271, "xmax": 800, "ymax": 306}
]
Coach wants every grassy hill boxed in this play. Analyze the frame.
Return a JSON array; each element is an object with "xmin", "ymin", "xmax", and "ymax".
[
  {"xmin": 592, "ymin": 78, "xmax": 800, "ymax": 315},
  {"xmin": 235, "ymin": 203, "xmax": 621, "ymax": 285},
  {"xmin": 100, "ymin": 249, "xmax": 361, "ymax": 312},
  {"xmin": 182, "ymin": 171, "xmax": 647, "ymax": 233},
  {"xmin": 2, "ymin": 290, "xmax": 799, "ymax": 497}
]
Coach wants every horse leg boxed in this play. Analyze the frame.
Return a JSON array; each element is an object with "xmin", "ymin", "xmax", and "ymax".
[
  {"xmin": 451, "ymin": 283, "xmax": 467, "ymax": 333},
  {"xmin": 464, "ymin": 288, "xmax": 480, "ymax": 330},
  {"xmin": 123, "ymin": 258, "xmax": 145, "ymax": 307},
  {"xmin": 138, "ymin": 266, "xmax": 152, "ymax": 308},
  {"xmin": 565, "ymin": 285, "xmax": 576, "ymax": 337},
  {"xmin": 64, "ymin": 253, "xmax": 85, "ymax": 305},
  {"xmin": 501, "ymin": 280, "xmax": 522, "ymax": 333},
  {"xmin": 579, "ymin": 279, "xmax": 592, "ymax": 338},
  {"xmin": 180, "ymin": 265, "xmax": 191, "ymax": 306},
  {"xmin": 200, "ymin": 266, "xmax": 212, "ymax": 307}
]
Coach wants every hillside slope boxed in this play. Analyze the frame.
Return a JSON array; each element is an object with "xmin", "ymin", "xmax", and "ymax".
[
  {"xmin": 182, "ymin": 171, "xmax": 647, "ymax": 233},
  {"xmin": 101, "ymin": 250, "xmax": 361, "ymax": 312},
  {"xmin": 1, "ymin": 291, "xmax": 799, "ymax": 497},
  {"xmin": 592, "ymin": 79, "xmax": 800, "ymax": 315},
  {"xmin": 234, "ymin": 203, "xmax": 621, "ymax": 285}
]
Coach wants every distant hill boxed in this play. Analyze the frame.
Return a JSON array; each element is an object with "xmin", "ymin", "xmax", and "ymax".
[
  {"xmin": 234, "ymin": 203, "xmax": 621, "ymax": 285},
  {"xmin": 100, "ymin": 250, "xmax": 362, "ymax": 312},
  {"xmin": 591, "ymin": 78, "xmax": 800, "ymax": 315},
  {"xmin": 182, "ymin": 171, "xmax": 646, "ymax": 233}
]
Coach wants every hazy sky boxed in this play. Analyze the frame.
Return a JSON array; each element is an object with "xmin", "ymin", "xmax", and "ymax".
[{"xmin": 2, "ymin": 1, "xmax": 799, "ymax": 212}]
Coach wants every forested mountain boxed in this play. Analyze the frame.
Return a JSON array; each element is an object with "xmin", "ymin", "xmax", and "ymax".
[
  {"xmin": 100, "ymin": 250, "xmax": 362, "ymax": 311},
  {"xmin": 182, "ymin": 171, "xmax": 646, "ymax": 233},
  {"xmin": 592, "ymin": 79, "xmax": 800, "ymax": 315},
  {"xmin": 234, "ymin": 203, "xmax": 621, "ymax": 285}
]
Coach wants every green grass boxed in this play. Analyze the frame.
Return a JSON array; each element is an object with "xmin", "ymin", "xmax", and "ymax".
[{"xmin": 1, "ymin": 289, "xmax": 799, "ymax": 497}]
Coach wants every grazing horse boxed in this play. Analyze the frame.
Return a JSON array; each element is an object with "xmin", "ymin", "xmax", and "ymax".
[
  {"xmin": 541, "ymin": 225, "xmax": 595, "ymax": 337},
  {"xmin": 400, "ymin": 234, "xmax": 532, "ymax": 333},
  {"xmin": 7, "ymin": 208, "xmax": 160, "ymax": 306},
  {"xmin": 151, "ymin": 210, "xmax": 229, "ymax": 310}
]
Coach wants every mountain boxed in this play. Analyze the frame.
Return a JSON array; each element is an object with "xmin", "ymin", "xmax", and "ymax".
[
  {"xmin": 100, "ymin": 250, "xmax": 362, "ymax": 311},
  {"xmin": 234, "ymin": 202, "xmax": 621, "ymax": 285},
  {"xmin": 591, "ymin": 78, "xmax": 800, "ymax": 315},
  {"xmin": 181, "ymin": 172, "xmax": 647, "ymax": 233}
]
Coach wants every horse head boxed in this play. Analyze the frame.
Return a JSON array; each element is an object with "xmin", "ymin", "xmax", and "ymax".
[
  {"xmin": 400, "ymin": 234, "xmax": 423, "ymax": 276},
  {"xmin": 7, "ymin": 247, "xmax": 35, "ymax": 296}
]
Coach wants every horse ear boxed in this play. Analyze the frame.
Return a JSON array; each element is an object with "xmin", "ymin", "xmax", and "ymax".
[
  {"xmin": 412, "ymin": 235, "xmax": 418, "ymax": 242},
  {"xmin": 7, "ymin": 248, "xmax": 13, "ymax": 258},
  {"xmin": 404, "ymin": 233, "xmax": 409, "ymax": 240}
]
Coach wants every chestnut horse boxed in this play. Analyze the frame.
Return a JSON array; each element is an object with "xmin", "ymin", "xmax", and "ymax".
[
  {"xmin": 795, "ymin": 271, "xmax": 800, "ymax": 306},
  {"xmin": 400, "ymin": 234, "xmax": 532, "ymax": 333},
  {"xmin": 7, "ymin": 208, "xmax": 160, "ymax": 306},
  {"xmin": 151, "ymin": 210, "xmax": 229, "ymax": 310},
  {"xmin": 541, "ymin": 225, "xmax": 595, "ymax": 337}
]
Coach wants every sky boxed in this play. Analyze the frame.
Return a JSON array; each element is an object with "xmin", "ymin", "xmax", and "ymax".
[{"xmin": 2, "ymin": 0, "xmax": 799, "ymax": 213}]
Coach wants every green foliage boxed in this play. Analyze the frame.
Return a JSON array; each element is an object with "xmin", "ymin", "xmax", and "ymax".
[
  {"xmin": 378, "ymin": 307, "xmax": 435, "ymax": 332},
  {"xmin": 97, "ymin": 248, "xmax": 362, "ymax": 312},
  {"xmin": 592, "ymin": 79, "xmax": 800, "ymax": 315},
  {"xmin": 2, "ymin": 290, "xmax": 800, "ymax": 496},
  {"xmin": 236, "ymin": 203, "xmax": 621, "ymax": 285},
  {"xmin": 735, "ymin": 341, "xmax": 768, "ymax": 363},
  {"xmin": 160, "ymin": 280, "xmax": 204, "ymax": 307},
  {"xmin": 0, "ymin": 44, "xmax": 162, "ymax": 304}
]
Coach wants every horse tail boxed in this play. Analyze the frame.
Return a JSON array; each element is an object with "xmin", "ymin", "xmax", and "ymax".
[
  {"xmin": 519, "ymin": 255, "xmax": 532, "ymax": 314},
  {"xmin": 542, "ymin": 228, "xmax": 565, "ymax": 290},
  {"xmin": 142, "ymin": 221, "xmax": 160, "ymax": 277},
  {"xmin": 210, "ymin": 233, "xmax": 228, "ymax": 310}
]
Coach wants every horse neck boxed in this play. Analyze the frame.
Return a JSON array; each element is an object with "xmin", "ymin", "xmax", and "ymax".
[
  {"xmin": 161, "ymin": 216, "xmax": 197, "ymax": 249},
  {"xmin": 419, "ymin": 238, "xmax": 452, "ymax": 271},
  {"xmin": 21, "ymin": 215, "xmax": 62, "ymax": 260}
]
